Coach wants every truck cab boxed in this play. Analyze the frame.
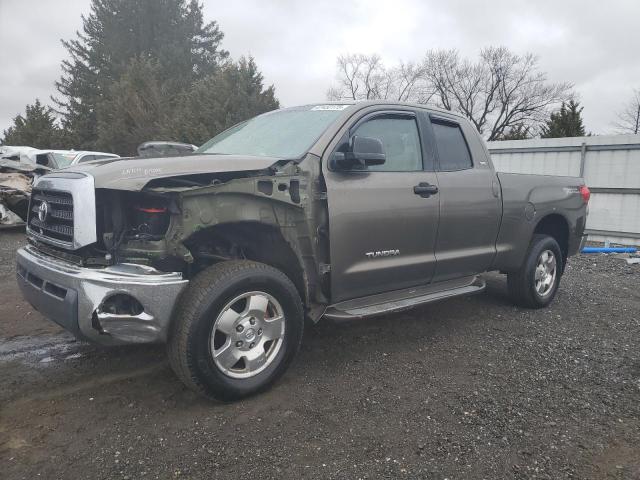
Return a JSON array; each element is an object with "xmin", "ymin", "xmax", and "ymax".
[{"xmin": 321, "ymin": 104, "xmax": 502, "ymax": 303}]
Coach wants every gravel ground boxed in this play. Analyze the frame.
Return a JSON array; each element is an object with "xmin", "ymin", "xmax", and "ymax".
[{"xmin": 1, "ymin": 230, "xmax": 639, "ymax": 479}]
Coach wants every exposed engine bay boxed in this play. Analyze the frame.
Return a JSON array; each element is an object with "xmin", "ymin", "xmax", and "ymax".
[{"xmin": 26, "ymin": 157, "xmax": 328, "ymax": 311}]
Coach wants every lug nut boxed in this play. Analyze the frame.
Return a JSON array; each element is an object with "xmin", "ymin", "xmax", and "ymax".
[
  {"xmin": 250, "ymin": 342, "xmax": 255, "ymax": 348},
  {"xmin": 249, "ymin": 318, "xmax": 256, "ymax": 325},
  {"xmin": 236, "ymin": 341, "xmax": 243, "ymax": 347},
  {"xmin": 236, "ymin": 325, "xmax": 244, "ymax": 332},
  {"xmin": 258, "ymin": 328, "xmax": 262, "ymax": 336}
]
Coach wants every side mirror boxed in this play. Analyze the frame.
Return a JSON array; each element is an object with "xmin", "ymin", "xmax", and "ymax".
[{"xmin": 331, "ymin": 135, "xmax": 386, "ymax": 170}]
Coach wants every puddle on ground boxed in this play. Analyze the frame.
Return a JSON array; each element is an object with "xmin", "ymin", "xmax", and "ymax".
[{"xmin": 0, "ymin": 333, "xmax": 88, "ymax": 366}]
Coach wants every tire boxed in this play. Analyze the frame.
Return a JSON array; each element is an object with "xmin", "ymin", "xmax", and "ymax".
[
  {"xmin": 167, "ymin": 260, "xmax": 304, "ymax": 401},
  {"xmin": 507, "ymin": 234, "xmax": 563, "ymax": 309}
]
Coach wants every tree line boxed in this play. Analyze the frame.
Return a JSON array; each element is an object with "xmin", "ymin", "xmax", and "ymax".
[
  {"xmin": 3, "ymin": 2, "xmax": 640, "ymax": 154},
  {"xmin": 1, "ymin": 0, "xmax": 278, "ymax": 155},
  {"xmin": 327, "ymin": 51, "xmax": 639, "ymax": 139}
]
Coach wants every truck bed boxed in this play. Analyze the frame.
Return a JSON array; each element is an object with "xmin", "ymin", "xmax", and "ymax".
[{"xmin": 492, "ymin": 172, "xmax": 587, "ymax": 271}]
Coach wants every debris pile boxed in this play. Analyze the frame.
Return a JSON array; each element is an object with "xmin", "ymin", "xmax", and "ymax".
[{"xmin": 0, "ymin": 159, "xmax": 50, "ymax": 227}]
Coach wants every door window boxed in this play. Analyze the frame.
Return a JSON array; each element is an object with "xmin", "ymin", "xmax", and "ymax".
[
  {"xmin": 432, "ymin": 121, "xmax": 473, "ymax": 171},
  {"xmin": 353, "ymin": 116, "xmax": 423, "ymax": 171}
]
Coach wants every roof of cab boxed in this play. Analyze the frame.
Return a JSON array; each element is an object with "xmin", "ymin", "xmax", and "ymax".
[
  {"xmin": 289, "ymin": 100, "xmax": 467, "ymax": 119},
  {"xmin": 305, "ymin": 100, "xmax": 468, "ymax": 158}
]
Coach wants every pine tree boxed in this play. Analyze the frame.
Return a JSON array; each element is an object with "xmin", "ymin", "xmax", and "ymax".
[
  {"xmin": 541, "ymin": 100, "xmax": 586, "ymax": 138},
  {"xmin": 55, "ymin": 0, "xmax": 228, "ymax": 149},
  {"xmin": 173, "ymin": 57, "xmax": 280, "ymax": 146},
  {"xmin": 96, "ymin": 57, "xmax": 176, "ymax": 155},
  {"xmin": 496, "ymin": 123, "xmax": 532, "ymax": 141},
  {"xmin": 1, "ymin": 99, "xmax": 66, "ymax": 149}
]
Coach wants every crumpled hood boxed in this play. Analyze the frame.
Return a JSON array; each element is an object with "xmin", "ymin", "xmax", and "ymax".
[{"xmin": 64, "ymin": 153, "xmax": 279, "ymax": 190}]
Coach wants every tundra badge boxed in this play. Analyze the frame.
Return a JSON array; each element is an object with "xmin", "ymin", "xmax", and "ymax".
[{"xmin": 365, "ymin": 249, "xmax": 400, "ymax": 259}]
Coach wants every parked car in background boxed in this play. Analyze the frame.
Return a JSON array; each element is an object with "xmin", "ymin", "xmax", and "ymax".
[
  {"xmin": 1, "ymin": 147, "xmax": 119, "ymax": 169},
  {"xmin": 137, "ymin": 141, "xmax": 197, "ymax": 157}
]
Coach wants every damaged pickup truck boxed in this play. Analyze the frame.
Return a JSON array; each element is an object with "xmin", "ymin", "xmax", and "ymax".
[{"xmin": 16, "ymin": 102, "xmax": 589, "ymax": 400}]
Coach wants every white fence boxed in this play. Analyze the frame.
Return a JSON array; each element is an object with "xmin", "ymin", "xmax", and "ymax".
[{"xmin": 487, "ymin": 134, "xmax": 640, "ymax": 246}]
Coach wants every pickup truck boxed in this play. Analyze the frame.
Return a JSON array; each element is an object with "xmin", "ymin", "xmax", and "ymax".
[{"xmin": 16, "ymin": 101, "xmax": 589, "ymax": 400}]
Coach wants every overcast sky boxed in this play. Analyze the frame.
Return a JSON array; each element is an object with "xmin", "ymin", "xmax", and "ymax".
[{"xmin": 1, "ymin": 0, "xmax": 638, "ymax": 135}]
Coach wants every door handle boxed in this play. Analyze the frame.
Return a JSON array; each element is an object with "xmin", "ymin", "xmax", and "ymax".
[{"xmin": 413, "ymin": 182, "xmax": 439, "ymax": 198}]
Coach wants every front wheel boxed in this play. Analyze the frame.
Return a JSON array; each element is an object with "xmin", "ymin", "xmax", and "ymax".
[
  {"xmin": 168, "ymin": 260, "xmax": 304, "ymax": 401},
  {"xmin": 508, "ymin": 234, "xmax": 563, "ymax": 309}
]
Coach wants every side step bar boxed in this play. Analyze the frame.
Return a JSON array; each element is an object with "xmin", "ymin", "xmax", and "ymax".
[{"xmin": 323, "ymin": 276, "xmax": 486, "ymax": 320}]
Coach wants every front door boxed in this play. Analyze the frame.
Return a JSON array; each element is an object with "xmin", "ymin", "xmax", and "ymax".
[{"xmin": 323, "ymin": 109, "xmax": 440, "ymax": 303}]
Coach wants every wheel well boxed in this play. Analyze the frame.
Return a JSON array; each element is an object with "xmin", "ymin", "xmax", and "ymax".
[
  {"xmin": 534, "ymin": 214, "xmax": 569, "ymax": 262},
  {"xmin": 184, "ymin": 222, "xmax": 307, "ymax": 305}
]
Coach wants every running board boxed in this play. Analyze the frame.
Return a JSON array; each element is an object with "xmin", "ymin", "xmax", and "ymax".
[{"xmin": 323, "ymin": 276, "xmax": 486, "ymax": 320}]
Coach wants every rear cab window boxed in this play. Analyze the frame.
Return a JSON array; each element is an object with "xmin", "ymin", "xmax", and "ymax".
[{"xmin": 431, "ymin": 120, "xmax": 473, "ymax": 171}]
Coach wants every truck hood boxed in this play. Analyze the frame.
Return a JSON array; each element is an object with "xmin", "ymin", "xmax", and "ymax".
[{"xmin": 64, "ymin": 154, "xmax": 279, "ymax": 190}]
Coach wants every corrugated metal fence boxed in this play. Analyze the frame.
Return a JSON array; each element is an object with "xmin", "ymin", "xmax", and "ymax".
[{"xmin": 487, "ymin": 135, "xmax": 640, "ymax": 246}]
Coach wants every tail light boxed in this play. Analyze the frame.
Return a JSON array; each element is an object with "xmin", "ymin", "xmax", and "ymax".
[{"xmin": 579, "ymin": 185, "xmax": 591, "ymax": 203}]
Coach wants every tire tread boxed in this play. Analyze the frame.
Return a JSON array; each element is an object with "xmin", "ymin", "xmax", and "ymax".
[
  {"xmin": 167, "ymin": 260, "xmax": 302, "ymax": 400},
  {"xmin": 508, "ymin": 234, "xmax": 562, "ymax": 309}
]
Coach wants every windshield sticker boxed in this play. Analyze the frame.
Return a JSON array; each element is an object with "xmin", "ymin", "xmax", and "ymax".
[{"xmin": 311, "ymin": 104, "xmax": 350, "ymax": 111}]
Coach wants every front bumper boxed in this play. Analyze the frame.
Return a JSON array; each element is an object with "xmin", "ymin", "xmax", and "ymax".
[{"xmin": 16, "ymin": 245, "xmax": 188, "ymax": 345}]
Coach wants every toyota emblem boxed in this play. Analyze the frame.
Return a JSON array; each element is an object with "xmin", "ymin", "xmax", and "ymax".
[{"xmin": 38, "ymin": 201, "xmax": 50, "ymax": 222}]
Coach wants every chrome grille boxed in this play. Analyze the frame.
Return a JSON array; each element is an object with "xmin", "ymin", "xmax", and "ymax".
[
  {"xmin": 28, "ymin": 189, "xmax": 75, "ymax": 245},
  {"xmin": 26, "ymin": 173, "xmax": 97, "ymax": 250}
]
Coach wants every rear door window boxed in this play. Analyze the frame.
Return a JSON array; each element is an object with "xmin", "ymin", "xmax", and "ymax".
[{"xmin": 432, "ymin": 120, "xmax": 473, "ymax": 171}]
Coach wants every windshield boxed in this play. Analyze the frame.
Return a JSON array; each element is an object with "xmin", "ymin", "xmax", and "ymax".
[
  {"xmin": 51, "ymin": 152, "xmax": 78, "ymax": 168},
  {"xmin": 196, "ymin": 105, "xmax": 351, "ymax": 158}
]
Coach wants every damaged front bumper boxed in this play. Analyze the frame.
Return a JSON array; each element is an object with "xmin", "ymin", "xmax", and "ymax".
[{"xmin": 16, "ymin": 245, "xmax": 188, "ymax": 345}]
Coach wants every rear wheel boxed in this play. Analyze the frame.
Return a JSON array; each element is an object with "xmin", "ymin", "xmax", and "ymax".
[
  {"xmin": 168, "ymin": 260, "xmax": 304, "ymax": 401},
  {"xmin": 508, "ymin": 234, "xmax": 563, "ymax": 309}
]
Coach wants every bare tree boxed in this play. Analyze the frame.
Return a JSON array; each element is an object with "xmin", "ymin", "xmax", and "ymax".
[
  {"xmin": 395, "ymin": 61, "xmax": 434, "ymax": 103},
  {"xmin": 613, "ymin": 89, "xmax": 640, "ymax": 134},
  {"xmin": 420, "ymin": 47, "xmax": 572, "ymax": 140},
  {"xmin": 328, "ymin": 47, "xmax": 573, "ymax": 140},
  {"xmin": 327, "ymin": 54, "xmax": 387, "ymax": 101},
  {"xmin": 326, "ymin": 54, "xmax": 434, "ymax": 103}
]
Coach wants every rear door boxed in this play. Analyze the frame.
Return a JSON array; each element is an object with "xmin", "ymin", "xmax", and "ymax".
[
  {"xmin": 323, "ymin": 108, "xmax": 441, "ymax": 302},
  {"xmin": 426, "ymin": 115, "xmax": 501, "ymax": 282}
]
